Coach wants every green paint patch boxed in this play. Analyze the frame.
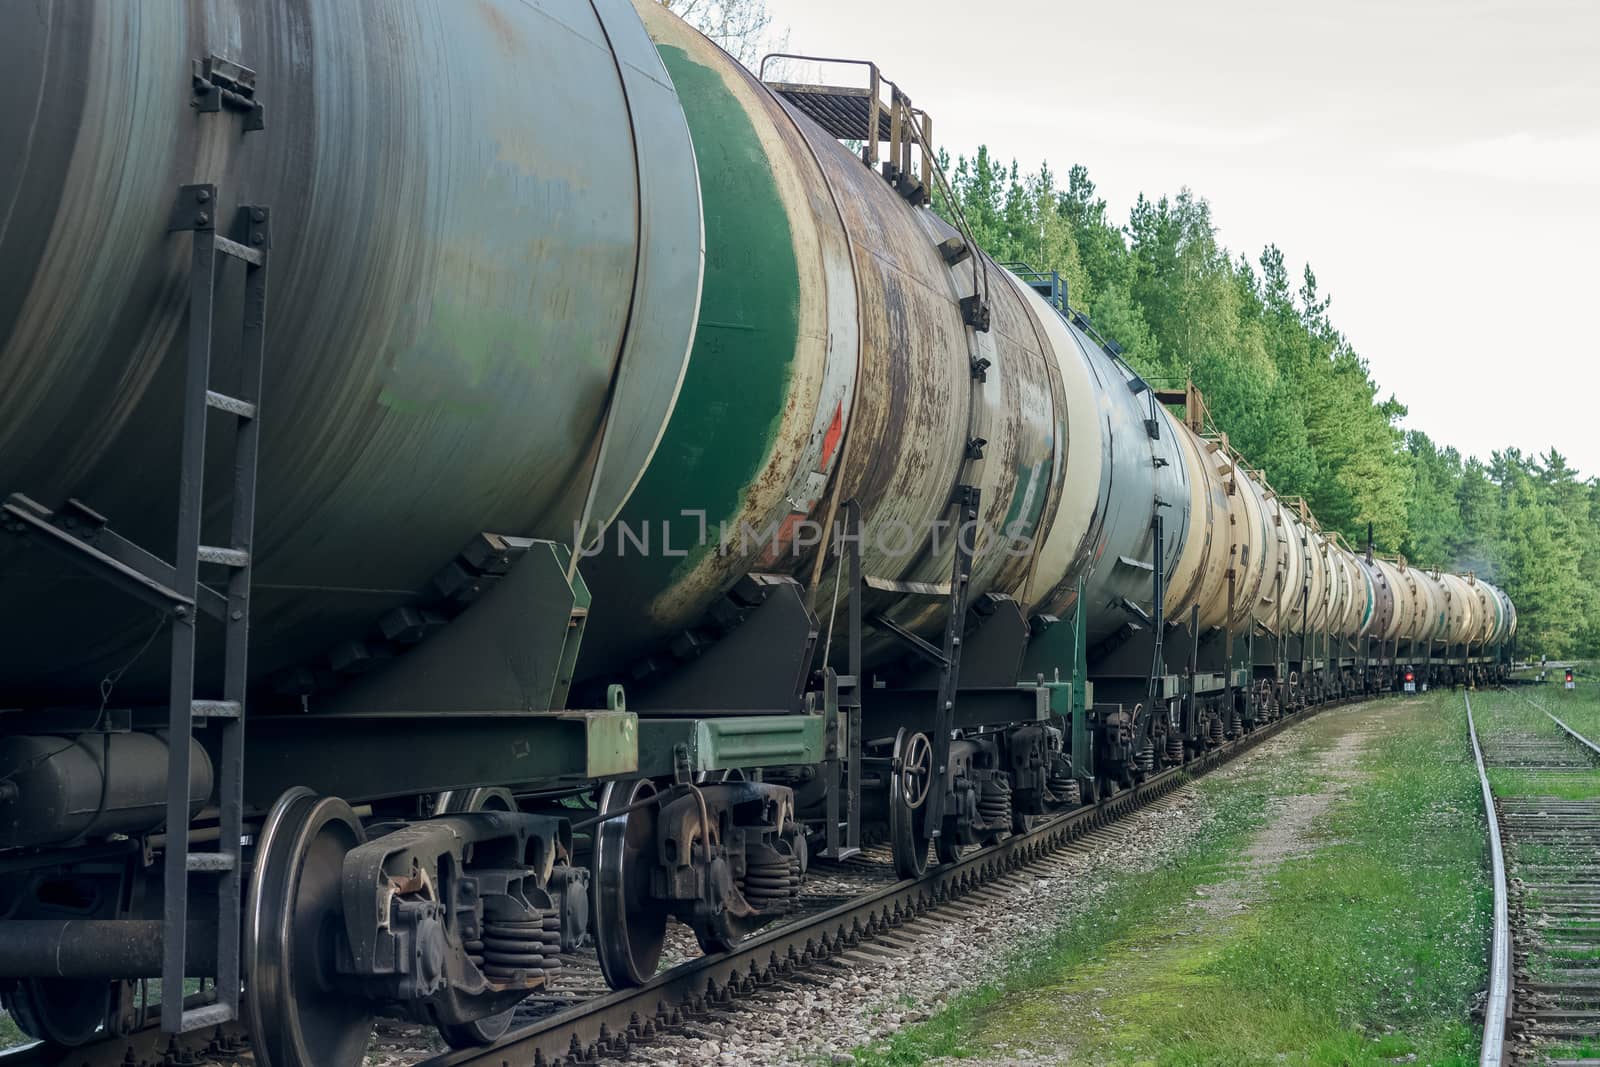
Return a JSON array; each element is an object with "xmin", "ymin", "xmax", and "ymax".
[
  {"xmin": 998, "ymin": 458, "xmax": 1051, "ymax": 551},
  {"xmin": 857, "ymin": 697, "xmax": 1489, "ymax": 1066},
  {"xmin": 606, "ymin": 41, "xmax": 801, "ymax": 590}
]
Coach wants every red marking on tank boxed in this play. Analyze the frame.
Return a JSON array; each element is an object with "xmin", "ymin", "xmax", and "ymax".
[
  {"xmin": 819, "ymin": 401, "xmax": 844, "ymax": 470},
  {"xmin": 760, "ymin": 512, "xmax": 809, "ymax": 567}
]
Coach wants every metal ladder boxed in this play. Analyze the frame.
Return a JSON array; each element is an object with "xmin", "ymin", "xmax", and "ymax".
[
  {"xmin": 820, "ymin": 501, "xmax": 863, "ymax": 860},
  {"xmin": 160, "ymin": 185, "xmax": 271, "ymax": 1032}
]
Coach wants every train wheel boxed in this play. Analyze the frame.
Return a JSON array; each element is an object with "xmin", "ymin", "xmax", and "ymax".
[
  {"xmin": 1, "ymin": 977, "xmax": 110, "ymax": 1047},
  {"xmin": 433, "ymin": 786, "xmax": 517, "ymax": 817},
  {"xmin": 1082, "ymin": 776, "xmax": 1101, "ymax": 805},
  {"xmin": 935, "ymin": 833, "xmax": 964, "ymax": 866},
  {"xmin": 1, "ymin": 870, "xmax": 121, "ymax": 1047},
  {"xmin": 592, "ymin": 779, "xmax": 669, "ymax": 988},
  {"xmin": 434, "ymin": 788, "xmax": 519, "ymax": 1049},
  {"xmin": 889, "ymin": 730, "xmax": 933, "ymax": 879},
  {"xmin": 244, "ymin": 788, "xmax": 373, "ymax": 1067}
]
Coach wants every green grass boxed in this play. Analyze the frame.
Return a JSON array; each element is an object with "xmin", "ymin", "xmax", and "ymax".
[
  {"xmin": 855, "ymin": 695, "xmax": 1491, "ymax": 1066},
  {"xmin": 0, "ymin": 1012, "xmax": 22, "ymax": 1048},
  {"xmin": 1514, "ymin": 675, "xmax": 1600, "ymax": 740},
  {"xmin": 1488, "ymin": 766, "xmax": 1600, "ymax": 799}
]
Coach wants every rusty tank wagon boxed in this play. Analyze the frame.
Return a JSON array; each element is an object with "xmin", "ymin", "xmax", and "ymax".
[{"xmin": 0, "ymin": 2, "xmax": 1516, "ymax": 1063}]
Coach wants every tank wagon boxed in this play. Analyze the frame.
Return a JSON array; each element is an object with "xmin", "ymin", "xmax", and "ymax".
[{"xmin": 0, "ymin": 2, "xmax": 1516, "ymax": 1063}]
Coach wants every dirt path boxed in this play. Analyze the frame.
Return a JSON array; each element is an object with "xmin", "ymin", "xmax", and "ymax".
[{"xmin": 1187, "ymin": 712, "xmax": 1375, "ymax": 922}]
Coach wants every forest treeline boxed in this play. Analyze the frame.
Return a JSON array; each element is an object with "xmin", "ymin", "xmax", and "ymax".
[{"xmin": 934, "ymin": 149, "xmax": 1599, "ymax": 656}]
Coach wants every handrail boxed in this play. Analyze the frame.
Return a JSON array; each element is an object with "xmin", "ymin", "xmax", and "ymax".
[{"xmin": 759, "ymin": 51, "xmax": 988, "ymax": 322}]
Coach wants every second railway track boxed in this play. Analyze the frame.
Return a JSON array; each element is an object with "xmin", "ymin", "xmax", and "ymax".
[{"xmin": 1470, "ymin": 686, "xmax": 1600, "ymax": 1066}]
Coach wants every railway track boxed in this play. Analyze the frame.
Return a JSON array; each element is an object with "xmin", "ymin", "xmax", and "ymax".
[
  {"xmin": 2, "ymin": 696, "xmax": 1349, "ymax": 1067},
  {"xmin": 1470, "ymin": 687, "xmax": 1600, "ymax": 1066}
]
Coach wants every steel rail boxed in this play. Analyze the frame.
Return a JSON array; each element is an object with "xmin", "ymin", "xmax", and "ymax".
[{"xmin": 1465, "ymin": 690, "xmax": 1511, "ymax": 1067}]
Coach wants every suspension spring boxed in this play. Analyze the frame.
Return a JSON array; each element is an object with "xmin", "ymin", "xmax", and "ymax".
[
  {"xmin": 976, "ymin": 780, "xmax": 1012, "ymax": 828},
  {"xmin": 742, "ymin": 853, "xmax": 798, "ymax": 910},
  {"xmin": 481, "ymin": 907, "xmax": 561, "ymax": 980},
  {"xmin": 1048, "ymin": 766, "xmax": 1080, "ymax": 805}
]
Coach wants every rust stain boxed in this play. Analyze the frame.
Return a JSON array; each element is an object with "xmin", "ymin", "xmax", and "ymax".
[{"xmin": 477, "ymin": 1, "xmax": 525, "ymax": 56}]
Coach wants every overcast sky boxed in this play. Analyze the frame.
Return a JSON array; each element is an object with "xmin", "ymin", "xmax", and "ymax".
[{"xmin": 762, "ymin": 0, "xmax": 1599, "ymax": 477}]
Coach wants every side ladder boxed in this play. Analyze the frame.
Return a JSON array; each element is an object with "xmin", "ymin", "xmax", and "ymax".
[{"xmin": 161, "ymin": 186, "xmax": 271, "ymax": 1033}]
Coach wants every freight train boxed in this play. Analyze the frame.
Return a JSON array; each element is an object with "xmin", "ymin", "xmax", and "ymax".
[{"xmin": 0, "ymin": 2, "xmax": 1515, "ymax": 1063}]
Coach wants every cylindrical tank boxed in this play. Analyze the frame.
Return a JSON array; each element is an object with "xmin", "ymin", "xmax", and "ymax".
[
  {"xmin": 1283, "ymin": 511, "xmax": 1308, "ymax": 632},
  {"xmin": 584, "ymin": 2, "xmax": 1099, "ymax": 670},
  {"xmin": 1467, "ymin": 577, "xmax": 1498, "ymax": 646},
  {"xmin": 1437, "ymin": 572, "xmax": 1475, "ymax": 645},
  {"xmin": 1331, "ymin": 543, "xmax": 1355, "ymax": 636},
  {"xmin": 1471, "ymin": 577, "xmax": 1509, "ymax": 646},
  {"xmin": 1332, "ymin": 548, "xmax": 1351, "ymax": 635},
  {"xmin": 587, "ymin": 2, "xmax": 1197, "ymax": 668},
  {"xmin": 1269, "ymin": 497, "xmax": 1306, "ymax": 635},
  {"xmin": 1457, "ymin": 573, "xmax": 1480, "ymax": 644},
  {"xmin": 1498, "ymin": 583, "xmax": 1516, "ymax": 644},
  {"xmin": 1482, "ymin": 581, "xmax": 1516, "ymax": 646},
  {"xmin": 1303, "ymin": 525, "xmax": 1329, "ymax": 633},
  {"xmin": 1371, "ymin": 558, "xmax": 1407, "ymax": 642},
  {"xmin": 1168, "ymin": 423, "xmax": 1232, "ymax": 631},
  {"xmin": 2, "ymin": 0, "xmax": 1516, "ymax": 710},
  {"xmin": 1414, "ymin": 569, "xmax": 1448, "ymax": 644},
  {"xmin": 1393, "ymin": 562, "xmax": 1442, "ymax": 644},
  {"xmin": 1243, "ymin": 476, "xmax": 1285, "ymax": 633},
  {"xmin": 1499, "ymin": 585, "xmax": 1519, "ymax": 643},
  {"xmin": 1319, "ymin": 537, "xmax": 1345, "ymax": 635},
  {"xmin": 1322, "ymin": 544, "xmax": 1343, "ymax": 635},
  {"xmin": 1394, "ymin": 562, "xmax": 1426, "ymax": 642},
  {"xmin": 0, "ymin": 0, "xmax": 703, "ymax": 700},
  {"xmin": 1227, "ymin": 462, "xmax": 1273, "ymax": 631},
  {"xmin": 1342, "ymin": 547, "xmax": 1371, "ymax": 636},
  {"xmin": 1348, "ymin": 550, "xmax": 1377, "ymax": 637},
  {"xmin": 1022, "ymin": 315, "xmax": 1189, "ymax": 644},
  {"xmin": 0, "ymin": 733, "xmax": 211, "ymax": 848}
]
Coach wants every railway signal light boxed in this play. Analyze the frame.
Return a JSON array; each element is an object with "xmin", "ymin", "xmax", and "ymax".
[
  {"xmin": 1405, "ymin": 670, "xmax": 1414, "ymax": 683},
  {"xmin": 1568, "ymin": 669, "xmax": 1577, "ymax": 690}
]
